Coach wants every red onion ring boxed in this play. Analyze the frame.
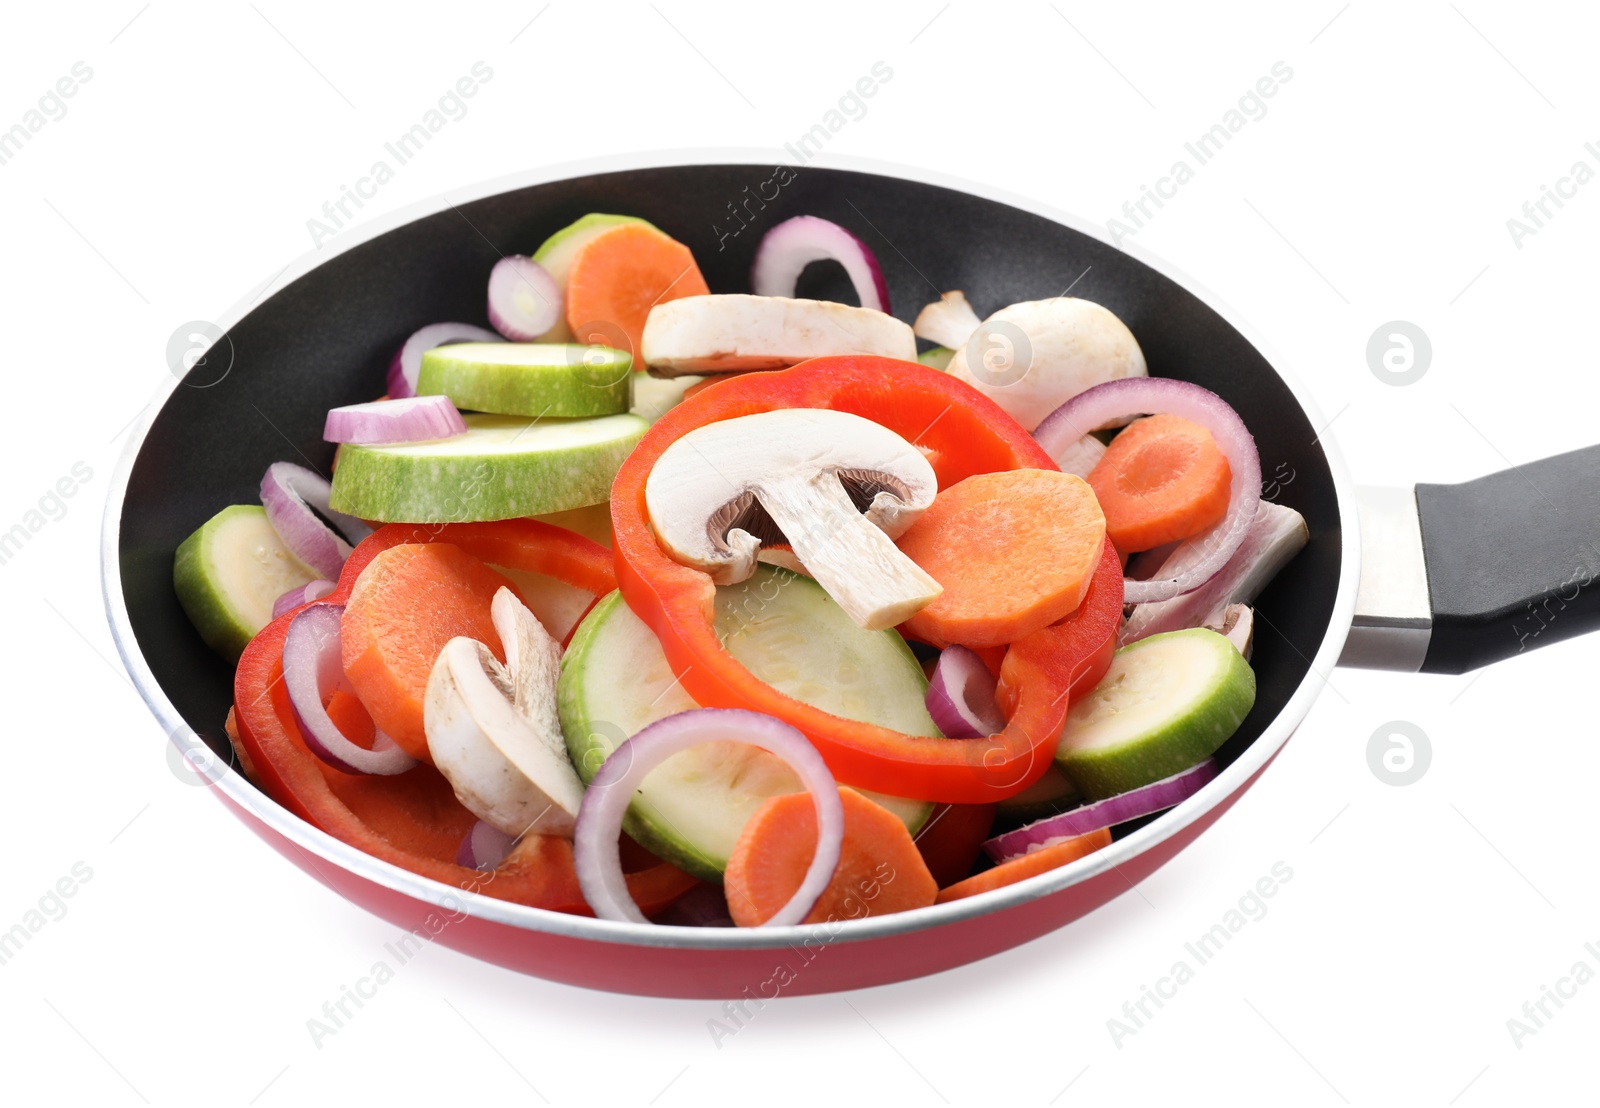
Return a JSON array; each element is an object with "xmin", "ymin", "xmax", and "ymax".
[
  {"xmin": 281, "ymin": 604, "xmax": 419, "ymax": 776},
  {"xmin": 983, "ymin": 759, "xmax": 1218, "ymax": 862},
  {"xmin": 925, "ymin": 646, "xmax": 1006, "ymax": 737},
  {"xmin": 456, "ymin": 820, "xmax": 516, "ymax": 870},
  {"xmin": 574, "ymin": 708, "xmax": 844, "ymax": 926},
  {"xmin": 259, "ymin": 462, "xmax": 373, "ymax": 581},
  {"xmin": 1033, "ymin": 378, "xmax": 1260, "ymax": 604},
  {"xmin": 487, "ymin": 255, "xmax": 563, "ymax": 341},
  {"xmin": 271, "ymin": 578, "xmax": 335, "ymax": 620},
  {"xmin": 323, "ymin": 395, "xmax": 467, "ymax": 445},
  {"xmin": 750, "ymin": 215, "xmax": 890, "ymax": 314},
  {"xmin": 386, "ymin": 321, "xmax": 500, "ymax": 398}
]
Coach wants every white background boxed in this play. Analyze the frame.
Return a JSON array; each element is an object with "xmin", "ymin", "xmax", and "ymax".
[{"xmin": 3, "ymin": 1, "xmax": 1597, "ymax": 1104}]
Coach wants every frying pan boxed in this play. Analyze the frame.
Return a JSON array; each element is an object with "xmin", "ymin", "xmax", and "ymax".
[{"xmin": 101, "ymin": 154, "xmax": 1600, "ymax": 998}]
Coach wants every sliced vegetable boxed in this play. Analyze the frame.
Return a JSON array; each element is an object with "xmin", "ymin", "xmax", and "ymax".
[
  {"xmin": 1034, "ymin": 377, "xmax": 1261, "ymax": 605},
  {"xmin": 917, "ymin": 346, "xmax": 955, "ymax": 372},
  {"xmin": 897, "ymin": 469, "xmax": 1107, "ymax": 648},
  {"xmin": 725, "ymin": 787, "xmax": 936, "ymax": 926},
  {"xmin": 912, "ymin": 802, "xmax": 998, "ymax": 888},
  {"xmin": 610, "ymin": 355, "xmax": 1124, "ymax": 802},
  {"xmin": 1209, "ymin": 603, "xmax": 1254, "ymax": 658},
  {"xmin": 1050, "ymin": 432, "xmax": 1107, "ymax": 479},
  {"xmin": 488, "ymin": 565, "xmax": 596, "ymax": 642},
  {"xmin": 643, "ymin": 407, "xmax": 941, "ymax": 631},
  {"xmin": 260, "ymin": 462, "xmax": 373, "ymax": 581},
  {"xmin": 946, "ymin": 298, "xmax": 1147, "ymax": 431},
  {"xmin": 387, "ymin": 321, "xmax": 500, "ymax": 399},
  {"xmin": 329, "ymin": 412, "xmax": 648, "ymax": 523},
  {"xmin": 935, "ymin": 827, "xmax": 1112, "ymax": 903},
  {"xmin": 1055, "ymin": 628, "xmax": 1255, "ymax": 799},
  {"xmin": 230, "ymin": 520, "xmax": 694, "ymax": 915},
  {"xmin": 1087, "ymin": 413, "xmax": 1232, "ymax": 553},
  {"xmin": 173, "ymin": 505, "xmax": 318, "ymax": 660},
  {"xmin": 629, "ymin": 371, "xmax": 705, "ymax": 423},
  {"xmin": 532, "ymin": 502, "xmax": 614, "ymax": 547},
  {"xmin": 1120, "ymin": 501, "xmax": 1307, "ymax": 645},
  {"xmin": 749, "ymin": 215, "xmax": 890, "ymax": 313},
  {"xmin": 341, "ymin": 542, "xmax": 515, "ymax": 760},
  {"xmin": 574, "ymin": 708, "xmax": 845, "ymax": 926},
  {"xmin": 559, "ymin": 575, "xmax": 937, "ymax": 880},
  {"xmin": 425, "ymin": 588, "xmax": 585, "ymax": 837},
  {"xmin": 486, "ymin": 255, "xmax": 562, "ymax": 341},
  {"xmin": 323, "ymin": 395, "xmax": 467, "ymax": 445},
  {"xmin": 639, "ymin": 294, "xmax": 917, "ymax": 376},
  {"xmin": 925, "ymin": 645, "xmax": 1006, "ymax": 737},
  {"xmin": 985, "ymin": 759, "xmax": 1218, "ymax": 863},
  {"xmin": 530, "ymin": 213, "xmax": 655, "ymax": 343},
  {"xmin": 913, "ymin": 290, "xmax": 982, "ymax": 350},
  {"xmin": 563, "ymin": 222, "xmax": 709, "ymax": 363},
  {"xmin": 271, "ymin": 577, "xmax": 334, "ymax": 619},
  {"xmin": 283, "ymin": 603, "xmax": 419, "ymax": 775},
  {"xmin": 457, "ymin": 820, "xmax": 515, "ymax": 869},
  {"xmin": 416, "ymin": 343, "xmax": 631, "ymax": 419}
]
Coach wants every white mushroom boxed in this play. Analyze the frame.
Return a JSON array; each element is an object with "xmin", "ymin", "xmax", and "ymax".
[
  {"xmin": 424, "ymin": 588, "xmax": 585, "ymax": 837},
  {"xmin": 945, "ymin": 298, "xmax": 1148, "ymax": 431},
  {"xmin": 641, "ymin": 294, "xmax": 916, "ymax": 377},
  {"xmin": 913, "ymin": 290, "xmax": 982, "ymax": 350},
  {"xmin": 1206, "ymin": 603, "xmax": 1255, "ymax": 660},
  {"xmin": 644, "ymin": 408, "xmax": 942, "ymax": 630}
]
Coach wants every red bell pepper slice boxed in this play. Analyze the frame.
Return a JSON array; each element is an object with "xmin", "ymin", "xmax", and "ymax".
[
  {"xmin": 231, "ymin": 519, "xmax": 696, "ymax": 915},
  {"xmin": 611, "ymin": 356, "xmax": 1123, "ymax": 804}
]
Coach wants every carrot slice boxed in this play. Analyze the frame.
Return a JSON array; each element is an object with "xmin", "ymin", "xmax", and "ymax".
[
  {"xmin": 564, "ymin": 223, "xmax": 709, "ymax": 365},
  {"xmin": 340, "ymin": 543, "xmax": 514, "ymax": 761},
  {"xmin": 1087, "ymin": 413, "xmax": 1232, "ymax": 553},
  {"xmin": 897, "ymin": 469, "xmax": 1107, "ymax": 648},
  {"xmin": 725, "ymin": 787, "xmax": 938, "ymax": 926},
  {"xmin": 935, "ymin": 827, "xmax": 1113, "ymax": 903}
]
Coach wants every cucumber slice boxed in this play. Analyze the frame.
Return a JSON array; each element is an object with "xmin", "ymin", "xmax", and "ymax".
[
  {"xmin": 533, "ymin": 502, "xmax": 613, "ymax": 547},
  {"xmin": 532, "ymin": 213, "xmax": 655, "ymax": 342},
  {"xmin": 329, "ymin": 412, "xmax": 647, "ymax": 523},
  {"xmin": 173, "ymin": 505, "xmax": 317, "ymax": 660},
  {"xmin": 1055, "ymin": 628, "xmax": 1255, "ymax": 799},
  {"xmin": 417, "ymin": 343, "xmax": 631, "ymax": 419},
  {"xmin": 629, "ymin": 371, "xmax": 704, "ymax": 423},
  {"xmin": 917, "ymin": 346, "xmax": 955, "ymax": 372},
  {"xmin": 559, "ymin": 567, "xmax": 940, "ymax": 880}
]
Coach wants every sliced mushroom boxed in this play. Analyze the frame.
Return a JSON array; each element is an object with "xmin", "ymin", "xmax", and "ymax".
[
  {"xmin": 640, "ymin": 294, "xmax": 916, "ymax": 377},
  {"xmin": 644, "ymin": 408, "xmax": 941, "ymax": 630},
  {"xmin": 1206, "ymin": 603, "xmax": 1255, "ymax": 660},
  {"xmin": 424, "ymin": 588, "xmax": 585, "ymax": 838},
  {"xmin": 913, "ymin": 290, "xmax": 982, "ymax": 350}
]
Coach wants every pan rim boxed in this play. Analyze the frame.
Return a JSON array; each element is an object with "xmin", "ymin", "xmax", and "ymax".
[{"xmin": 101, "ymin": 147, "xmax": 1361, "ymax": 953}]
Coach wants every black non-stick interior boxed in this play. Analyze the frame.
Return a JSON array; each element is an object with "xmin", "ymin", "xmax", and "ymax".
[{"xmin": 117, "ymin": 164, "xmax": 1342, "ymax": 784}]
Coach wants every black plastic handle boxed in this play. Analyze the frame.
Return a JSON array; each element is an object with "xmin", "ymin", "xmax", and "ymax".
[{"xmin": 1417, "ymin": 444, "xmax": 1600, "ymax": 673}]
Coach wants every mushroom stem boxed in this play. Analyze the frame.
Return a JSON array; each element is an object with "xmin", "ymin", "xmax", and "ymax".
[{"xmin": 755, "ymin": 470, "xmax": 942, "ymax": 631}]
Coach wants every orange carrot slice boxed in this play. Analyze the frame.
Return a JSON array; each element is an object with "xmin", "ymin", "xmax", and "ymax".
[
  {"xmin": 340, "ymin": 543, "xmax": 514, "ymax": 761},
  {"xmin": 1087, "ymin": 413, "xmax": 1232, "ymax": 553},
  {"xmin": 934, "ymin": 827, "xmax": 1112, "ymax": 903},
  {"xmin": 564, "ymin": 223, "xmax": 709, "ymax": 366},
  {"xmin": 897, "ymin": 469, "xmax": 1107, "ymax": 648},
  {"xmin": 725, "ymin": 787, "xmax": 938, "ymax": 926}
]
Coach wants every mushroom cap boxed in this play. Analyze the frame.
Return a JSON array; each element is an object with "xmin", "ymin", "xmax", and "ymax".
[
  {"xmin": 945, "ymin": 298, "xmax": 1147, "ymax": 431},
  {"xmin": 644, "ymin": 407, "xmax": 938, "ymax": 581},
  {"xmin": 641, "ymin": 294, "xmax": 917, "ymax": 376}
]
